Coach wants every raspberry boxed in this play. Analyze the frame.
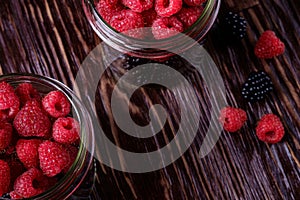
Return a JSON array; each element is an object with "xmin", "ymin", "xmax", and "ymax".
[
  {"xmin": 16, "ymin": 139, "xmax": 43, "ymax": 169},
  {"xmin": 184, "ymin": 0, "xmax": 206, "ymax": 6},
  {"xmin": 122, "ymin": 0, "xmax": 153, "ymax": 13},
  {"xmin": 0, "ymin": 82, "xmax": 20, "ymax": 121},
  {"xmin": 13, "ymin": 100, "xmax": 51, "ymax": 137},
  {"xmin": 96, "ymin": 0, "xmax": 123, "ymax": 22},
  {"xmin": 142, "ymin": 9, "xmax": 157, "ymax": 27},
  {"xmin": 0, "ymin": 160, "xmax": 10, "ymax": 196},
  {"xmin": 110, "ymin": 10, "xmax": 145, "ymax": 38},
  {"xmin": 223, "ymin": 12, "xmax": 247, "ymax": 39},
  {"xmin": 38, "ymin": 141, "xmax": 70, "ymax": 177},
  {"xmin": 219, "ymin": 106, "xmax": 247, "ymax": 132},
  {"xmin": 15, "ymin": 83, "xmax": 40, "ymax": 106},
  {"xmin": 13, "ymin": 168, "xmax": 44, "ymax": 198},
  {"xmin": 52, "ymin": 117, "xmax": 80, "ymax": 144},
  {"xmin": 10, "ymin": 191, "xmax": 22, "ymax": 199},
  {"xmin": 254, "ymin": 30, "xmax": 285, "ymax": 58},
  {"xmin": 256, "ymin": 114, "xmax": 285, "ymax": 144},
  {"xmin": 177, "ymin": 7, "xmax": 203, "ymax": 29},
  {"xmin": 6, "ymin": 159, "xmax": 26, "ymax": 191},
  {"xmin": 241, "ymin": 71, "xmax": 273, "ymax": 102},
  {"xmin": 63, "ymin": 145, "xmax": 79, "ymax": 173},
  {"xmin": 104, "ymin": 0, "xmax": 119, "ymax": 5},
  {"xmin": 42, "ymin": 90, "xmax": 71, "ymax": 118},
  {"xmin": 0, "ymin": 122, "xmax": 12, "ymax": 151},
  {"xmin": 155, "ymin": 0, "xmax": 182, "ymax": 17},
  {"xmin": 152, "ymin": 16, "xmax": 183, "ymax": 39}
]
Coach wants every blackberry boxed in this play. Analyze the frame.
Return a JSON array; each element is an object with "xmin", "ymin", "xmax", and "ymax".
[
  {"xmin": 1, "ymin": 193, "xmax": 11, "ymax": 199},
  {"xmin": 223, "ymin": 12, "xmax": 247, "ymax": 39},
  {"xmin": 242, "ymin": 71, "xmax": 273, "ymax": 102}
]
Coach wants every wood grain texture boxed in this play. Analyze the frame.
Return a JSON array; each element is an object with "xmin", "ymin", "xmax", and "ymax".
[{"xmin": 0, "ymin": 0, "xmax": 299, "ymax": 200}]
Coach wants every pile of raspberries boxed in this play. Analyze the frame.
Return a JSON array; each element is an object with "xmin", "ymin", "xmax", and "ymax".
[
  {"xmin": 0, "ymin": 81, "xmax": 80, "ymax": 199},
  {"xmin": 96, "ymin": 0, "xmax": 207, "ymax": 39}
]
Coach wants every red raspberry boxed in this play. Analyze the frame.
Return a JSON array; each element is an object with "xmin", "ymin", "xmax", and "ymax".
[
  {"xmin": 177, "ymin": 7, "xmax": 203, "ymax": 28},
  {"xmin": 104, "ymin": 0, "xmax": 119, "ymax": 5},
  {"xmin": 38, "ymin": 141, "xmax": 70, "ymax": 177},
  {"xmin": 42, "ymin": 90, "xmax": 71, "ymax": 118},
  {"xmin": 110, "ymin": 10, "xmax": 145, "ymax": 38},
  {"xmin": 219, "ymin": 106, "xmax": 247, "ymax": 132},
  {"xmin": 256, "ymin": 114, "xmax": 285, "ymax": 144},
  {"xmin": 52, "ymin": 117, "xmax": 80, "ymax": 144},
  {"xmin": 63, "ymin": 145, "xmax": 79, "ymax": 173},
  {"xmin": 96, "ymin": 0, "xmax": 123, "ymax": 22},
  {"xmin": 10, "ymin": 191, "xmax": 23, "ymax": 199},
  {"xmin": 13, "ymin": 100, "xmax": 51, "ymax": 137},
  {"xmin": 16, "ymin": 139, "xmax": 43, "ymax": 169},
  {"xmin": 152, "ymin": 16, "xmax": 183, "ymax": 39},
  {"xmin": 122, "ymin": 0, "xmax": 153, "ymax": 13},
  {"xmin": 0, "ymin": 122, "xmax": 12, "ymax": 151},
  {"xmin": 142, "ymin": 9, "xmax": 157, "ymax": 27},
  {"xmin": 15, "ymin": 83, "xmax": 40, "ymax": 106},
  {"xmin": 155, "ymin": 0, "xmax": 182, "ymax": 17},
  {"xmin": 184, "ymin": 0, "xmax": 206, "ymax": 6},
  {"xmin": 13, "ymin": 168, "xmax": 44, "ymax": 198},
  {"xmin": 0, "ymin": 160, "xmax": 10, "ymax": 196},
  {"xmin": 0, "ymin": 82, "xmax": 20, "ymax": 121},
  {"xmin": 6, "ymin": 158, "xmax": 26, "ymax": 191},
  {"xmin": 254, "ymin": 30, "xmax": 285, "ymax": 59}
]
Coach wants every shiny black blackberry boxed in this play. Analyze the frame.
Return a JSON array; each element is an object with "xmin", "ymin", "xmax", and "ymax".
[
  {"xmin": 242, "ymin": 71, "xmax": 273, "ymax": 102},
  {"xmin": 122, "ymin": 55, "xmax": 149, "ymax": 69},
  {"xmin": 1, "ymin": 193, "xmax": 11, "ymax": 199},
  {"xmin": 223, "ymin": 12, "xmax": 247, "ymax": 39}
]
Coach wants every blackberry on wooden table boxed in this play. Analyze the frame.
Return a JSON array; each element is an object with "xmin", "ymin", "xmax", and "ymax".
[{"xmin": 242, "ymin": 71, "xmax": 273, "ymax": 102}]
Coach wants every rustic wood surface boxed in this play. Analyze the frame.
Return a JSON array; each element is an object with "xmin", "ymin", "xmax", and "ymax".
[{"xmin": 0, "ymin": 0, "xmax": 299, "ymax": 199}]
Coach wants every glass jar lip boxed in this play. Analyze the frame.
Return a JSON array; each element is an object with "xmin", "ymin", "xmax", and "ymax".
[
  {"xmin": 87, "ymin": 0, "xmax": 216, "ymax": 42},
  {"xmin": 0, "ymin": 73, "xmax": 95, "ymax": 200}
]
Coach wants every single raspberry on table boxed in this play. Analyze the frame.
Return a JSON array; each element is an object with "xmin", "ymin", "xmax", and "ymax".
[
  {"xmin": 15, "ymin": 83, "xmax": 41, "ymax": 106},
  {"xmin": 184, "ymin": 0, "xmax": 206, "ymax": 6},
  {"xmin": 122, "ymin": 0, "xmax": 153, "ymax": 13},
  {"xmin": 0, "ymin": 122, "xmax": 12, "ymax": 151},
  {"xmin": 219, "ymin": 106, "xmax": 247, "ymax": 132},
  {"xmin": 110, "ymin": 10, "xmax": 145, "ymax": 38},
  {"xmin": 254, "ymin": 30, "xmax": 285, "ymax": 59},
  {"xmin": 13, "ymin": 100, "xmax": 51, "ymax": 137},
  {"xmin": 42, "ymin": 90, "xmax": 71, "ymax": 118},
  {"xmin": 16, "ymin": 139, "xmax": 43, "ymax": 169},
  {"xmin": 38, "ymin": 141, "xmax": 70, "ymax": 177},
  {"xmin": 0, "ymin": 81, "xmax": 20, "ymax": 121},
  {"xmin": 62, "ymin": 145, "xmax": 79, "ymax": 173},
  {"xmin": 52, "ymin": 117, "xmax": 80, "ymax": 144},
  {"xmin": 256, "ymin": 114, "xmax": 285, "ymax": 144},
  {"xmin": 96, "ymin": 0, "xmax": 124, "ymax": 22},
  {"xmin": 0, "ymin": 160, "xmax": 10, "ymax": 196},
  {"xmin": 155, "ymin": 0, "xmax": 182, "ymax": 17},
  {"xmin": 13, "ymin": 168, "xmax": 45, "ymax": 198},
  {"xmin": 176, "ymin": 7, "xmax": 203, "ymax": 29},
  {"xmin": 152, "ymin": 16, "xmax": 183, "ymax": 39}
]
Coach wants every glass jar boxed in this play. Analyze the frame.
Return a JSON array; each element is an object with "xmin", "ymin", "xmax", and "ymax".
[
  {"xmin": 0, "ymin": 74, "xmax": 96, "ymax": 200},
  {"xmin": 82, "ymin": 0, "xmax": 220, "ymax": 59}
]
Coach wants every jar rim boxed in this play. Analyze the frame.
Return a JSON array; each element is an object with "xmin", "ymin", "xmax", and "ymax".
[
  {"xmin": 83, "ymin": 0, "xmax": 220, "ymax": 58},
  {"xmin": 89, "ymin": 0, "xmax": 215, "ymax": 38}
]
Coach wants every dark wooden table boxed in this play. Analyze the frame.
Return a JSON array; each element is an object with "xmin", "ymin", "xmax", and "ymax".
[{"xmin": 0, "ymin": 0, "xmax": 299, "ymax": 199}]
